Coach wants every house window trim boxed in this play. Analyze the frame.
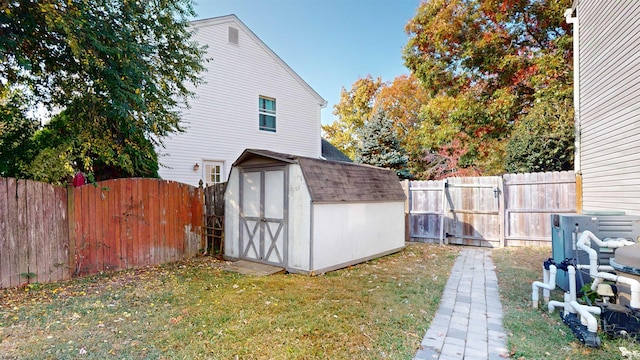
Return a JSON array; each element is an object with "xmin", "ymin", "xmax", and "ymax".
[
  {"xmin": 202, "ymin": 160, "xmax": 224, "ymax": 186},
  {"xmin": 259, "ymin": 96, "xmax": 277, "ymax": 133}
]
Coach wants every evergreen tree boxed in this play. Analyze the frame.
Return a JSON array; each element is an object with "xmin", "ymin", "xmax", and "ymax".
[{"xmin": 355, "ymin": 110, "xmax": 410, "ymax": 178}]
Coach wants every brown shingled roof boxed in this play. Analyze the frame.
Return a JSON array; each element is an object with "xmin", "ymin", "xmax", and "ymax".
[{"xmin": 233, "ymin": 149, "xmax": 406, "ymax": 203}]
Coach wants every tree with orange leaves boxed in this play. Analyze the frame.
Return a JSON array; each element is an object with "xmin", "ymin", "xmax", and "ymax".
[
  {"xmin": 404, "ymin": 0, "xmax": 573, "ymax": 176},
  {"xmin": 323, "ymin": 74, "xmax": 427, "ymax": 173}
]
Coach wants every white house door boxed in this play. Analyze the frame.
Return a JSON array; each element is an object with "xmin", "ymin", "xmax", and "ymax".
[{"xmin": 239, "ymin": 167, "xmax": 287, "ymax": 266}]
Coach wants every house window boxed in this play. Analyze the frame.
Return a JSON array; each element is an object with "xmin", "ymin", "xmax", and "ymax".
[
  {"xmin": 203, "ymin": 161, "xmax": 224, "ymax": 186},
  {"xmin": 259, "ymin": 96, "xmax": 276, "ymax": 132}
]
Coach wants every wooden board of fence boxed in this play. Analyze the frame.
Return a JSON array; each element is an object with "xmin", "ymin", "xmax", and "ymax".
[
  {"xmin": 446, "ymin": 176, "xmax": 502, "ymax": 247},
  {"xmin": 405, "ymin": 179, "xmax": 443, "ymax": 242},
  {"xmin": 72, "ymin": 178, "xmax": 204, "ymax": 275},
  {"xmin": 503, "ymin": 171, "xmax": 576, "ymax": 246},
  {"xmin": 0, "ymin": 178, "xmax": 70, "ymax": 288},
  {"xmin": 406, "ymin": 171, "xmax": 577, "ymax": 247}
]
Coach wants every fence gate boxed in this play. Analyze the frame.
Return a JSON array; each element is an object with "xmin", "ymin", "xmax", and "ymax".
[
  {"xmin": 443, "ymin": 177, "xmax": 503, "ymax": 247},
  {"xmin": 204, "ymin": 182, "xmax": 226, "ymax": 255}
]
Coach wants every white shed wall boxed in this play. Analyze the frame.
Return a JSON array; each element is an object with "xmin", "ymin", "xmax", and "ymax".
[
  {"xmin": 286, "ymin": 165, "xmax": 311, "ymax": 271},
  {"xmin": 311, "ymin": 202, "xmax": 405, "ymax": 273},
  {"xmin": 158, "ymin": 17, "xmax": 324, "ymax": 186},
  {"xmin": 224, "ymin": 168, "xmax": 241, "ymax": 259},
  {"xmin": 579, "ymin": 1, "xmax": 640, "ymax": 215}
]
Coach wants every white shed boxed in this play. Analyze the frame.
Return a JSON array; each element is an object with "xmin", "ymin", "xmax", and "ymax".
[{"xmin": 224, "ymin": 149, "xmax": 406, "ymax": 275}]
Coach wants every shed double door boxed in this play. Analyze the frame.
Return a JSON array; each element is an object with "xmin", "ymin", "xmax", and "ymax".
[{"xmin": 239, "ymin": 167, "xmax": 287, "ymax": 266}]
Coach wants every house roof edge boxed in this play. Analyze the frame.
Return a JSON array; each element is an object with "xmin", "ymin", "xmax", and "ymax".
[{"xmin": 190, "ymin": 15, "xmax": 327, "ymax": 107}]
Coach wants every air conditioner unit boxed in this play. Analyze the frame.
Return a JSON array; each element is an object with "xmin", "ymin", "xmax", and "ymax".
[{"xmin": 550, "ymin": 214, "xmax": 640, "ymax": 292}]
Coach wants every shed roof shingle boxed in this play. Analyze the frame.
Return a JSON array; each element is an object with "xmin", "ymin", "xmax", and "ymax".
[{"xmin": 234, "ymin": 149, "xmax": 406, "ymax": 203}]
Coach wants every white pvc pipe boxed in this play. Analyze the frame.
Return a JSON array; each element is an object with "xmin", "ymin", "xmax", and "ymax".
[
  {"xmin": 543, "ymin": 266, "xmax": 551, "ymax": 303},
  {"xmin": 570, "ymin": 300, "xmax": 599, "ymax": 333},
  {"xmin": 532, "ymin": 265, "xmax": 557, "ymax": 308},
  {"xmin": 576, "ymin": 231, "xmax": 635, "ymax": 276},
  {"xmin": 568, "ymin": 265, "xmax": 577, "ymax": 302},
  {"xmin": 592, "ymin": 272, "xmax": 640, "ymax": 309},
  {"xmin": 548, "ymin": 300, "xmax": 565, "ymax": 314},
  {"xmin": 577, "ymin": 264, "xmax": 614, "ymax": 272},
  {"xmin": 591, "ymin": 276, "xmax": 605, "ymax": 293},
  {"xmin": 565, "ymin": 292, "xmax": 575, "ymax": 314}
]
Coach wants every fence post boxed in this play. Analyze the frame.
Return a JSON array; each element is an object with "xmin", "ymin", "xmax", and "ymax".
[
  {"xmin": 66, "ymin": 184, "xmax": 76, "ymax": 279},
  {"xmin": 199, "ymin": 179, "xmax": 205, "ymax": 253},
  {"xmin": 576, "ymin": 172, "xmax": 582, "ymax": 214},
  {"xmin": 404, "ymin": 179, "xmax": 410, "ymax": 242},
  {"xmin": 499, "ymin": 176, "xmax": 506, "ymax": 248},
  {"xmin": 439, "ymin": 179, "xmax": 447, "ymax": 246}
]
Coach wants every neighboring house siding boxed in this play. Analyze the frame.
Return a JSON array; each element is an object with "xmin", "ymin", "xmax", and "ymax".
[
  {"xmin": 158, "ymin": 16, "xmax": 324, "ymax": 186},
  {"xmin": 579, "ymin": 0, "xmax": 640, "ymax": 214}
]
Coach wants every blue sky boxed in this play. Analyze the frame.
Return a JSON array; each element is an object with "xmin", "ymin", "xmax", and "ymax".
[{"xmin": 193, "ymin": 0, "xmax": 422, "ymax": 125}]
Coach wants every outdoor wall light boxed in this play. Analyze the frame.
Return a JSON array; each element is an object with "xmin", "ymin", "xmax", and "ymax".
[{"xmin": 194, "ymin": 163, "xmax": 200, "ymax": 171}]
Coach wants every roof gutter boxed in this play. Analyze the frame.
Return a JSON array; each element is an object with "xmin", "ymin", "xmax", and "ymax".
[{"xmin": 565, "ymin": 6, "xmax": 580, "ymax": 174}]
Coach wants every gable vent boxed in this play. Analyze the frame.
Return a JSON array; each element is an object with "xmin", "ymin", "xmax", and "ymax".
[{"xmin": 228, "ymin": 26, "xmax": 239, "ymax": 45}]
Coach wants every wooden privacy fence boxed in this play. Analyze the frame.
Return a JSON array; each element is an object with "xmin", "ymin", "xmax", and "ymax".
[
  {"xmin": 203, "ymin": 182, "xmax": 226, "ymax": 255},
  {"xmin": 404, "ymin": 171, "xmax": 577, "ymax": 247},
  {"xmin": 0, "ymin": 177, "xmax": 204, "ymax": 289},
  {"xmin": 0, "ymin": 178, "xmax": 69, "ymax": 288},
  {"xmin": 71, "ymin": 178, "xmax": 203, "ymax": 275}
]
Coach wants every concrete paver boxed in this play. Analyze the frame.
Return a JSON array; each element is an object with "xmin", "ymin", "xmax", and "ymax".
[{"xmin": 414, "ymin": 248, "xmax": 509, "ymax": 359}]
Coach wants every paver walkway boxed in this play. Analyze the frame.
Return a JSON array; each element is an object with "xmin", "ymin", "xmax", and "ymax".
[{"xmin": 414, "ymin": 248, "xmax": 509, "ymax": 360}]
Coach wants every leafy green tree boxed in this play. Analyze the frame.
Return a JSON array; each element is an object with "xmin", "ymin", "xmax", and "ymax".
[
  {"xmin": 505, "ymin": 97, "xmax": 574, "ymax": 173},
  {"xmin": 27, "ymin": 98, "xmax": 160, "ymax": 184},
  {"xmin": 1, "ymin": 0, "xmax": 206, "ymax": 183},
  {"xmin": 0, "ymin": 89, "xmax": 39, "ymax": 178},
  {"xmin": 404, "ymin": 0, "xmax": 573, "ymax": 176},
  {"xmin": 323, "ymin": 76, "xmax": 382, "ymax": 160},
  {"xmin": 355, "ymin": 109, "xmax": 410, "ymax": 178}
]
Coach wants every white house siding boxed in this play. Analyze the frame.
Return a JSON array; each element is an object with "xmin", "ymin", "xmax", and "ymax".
[
  {"xmin": 158, "ymin": 16, "xmax": 325, "ymax": 186},
  {"xmin": 310, "ymin": 202, "xmax": 405, "ymax": 274},
  {"xmin": 286, "ymin": 165, "xmax": 311, "ymax": 272},
  {"xmin": 579, "ymin": 0, "xmax": 640, "ymax": 215}
]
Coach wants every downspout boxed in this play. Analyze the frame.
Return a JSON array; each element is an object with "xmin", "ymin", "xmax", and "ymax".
[{"xmin": 565, "ymin": 6, "xmax": 581, "ymax": 210}]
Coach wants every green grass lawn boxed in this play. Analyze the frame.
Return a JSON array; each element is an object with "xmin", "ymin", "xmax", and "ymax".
[
  {"xmin": 0, "ymin": 243, "xmax": 459, "ymax": 359},
  {"xmin": 493, "ymin": 246, "xmax": 640, "ymax": 360}
]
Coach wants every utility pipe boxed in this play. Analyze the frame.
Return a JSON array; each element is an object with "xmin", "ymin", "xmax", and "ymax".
[
  {"xmin": 568, "ymin": 265, "xmax": 577, "ymax": 302},
  {"xmin": 592, "ymin": 272, "xmax": 640, "ymax": 309},
  {"xmin": 532, "ymin": 264, "xmax": 557, "ymax": 308},
  {"xmin": 565, "ymin": 292, "xmax": 575, "ymax": 314},
  {"xmin": 576, "ymin": 230, "xmax": 635, "ymax": 276},
  {"xmin": 570, "ymin": 300, "xmax": 599, "ymax": 333},
  {"xmin": 548, "ymin": 300, "xmax": 566, "ymax": 314},
  {"xmin": 577, "ymin": 264, "xmax": 614, "ymax": 273},
  {"xmin": 543, "ymin": 264, "xmax": 550, "ymax": 302}
]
